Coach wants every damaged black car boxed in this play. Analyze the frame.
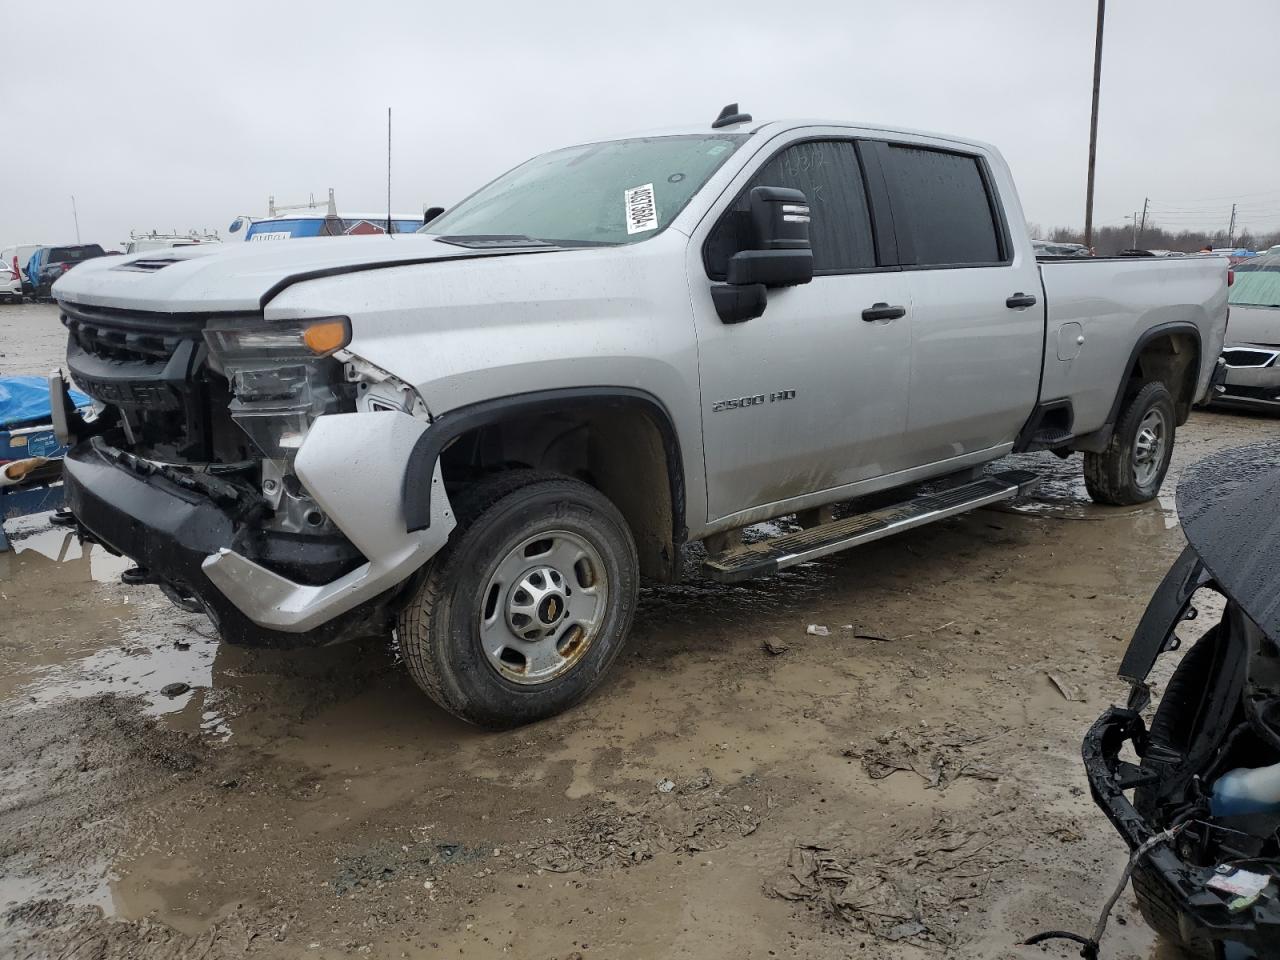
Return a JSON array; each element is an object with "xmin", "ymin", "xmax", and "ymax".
[{"xmin": 1083, "ymin": 441, "xmax": 1280, "ymax": 959}]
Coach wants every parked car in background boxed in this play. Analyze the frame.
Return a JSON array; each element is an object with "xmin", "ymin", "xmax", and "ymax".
[
  {"xmin": 123, "ymin": 231, "xmax": 220, "ymax": 255},
  {"xmin": 1, "ymin": 243, "xmax": 42, "ymax": 296},
  {"xmin": 1215, "ymin": 252, "xmax": 1280, "ymax": 412},
  {"xmin": 2, "ymin": 260, "xmax": 21, "ymax": 302},
  {"xmin": 1032, "ymin": 239, "xmax": 1090, "ymax": 257},
  {"xmin": 26, "ymin": 245, "xmax": 107, "ymax": 298},
  {"xmin": 1085, "ymin": 441, "xmax": 1280, "ymax": 960}
]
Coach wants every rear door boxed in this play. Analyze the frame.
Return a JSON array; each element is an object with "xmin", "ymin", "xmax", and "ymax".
[
  {"xmin": 691, "ymin": 136, "xmax": 914, "ymax": 522},
  {"xmin": 874, "ymin": 141, "xmax": 1043, "ymax": 465}
]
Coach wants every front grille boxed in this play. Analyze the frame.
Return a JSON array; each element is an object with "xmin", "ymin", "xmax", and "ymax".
[
  {"xmin": 62, "ymin": 300, "xmax": 210, "ymax": 362},
  {"xmin": 60, "ymin": 300, "xmax": 259, "ymax": 461}
]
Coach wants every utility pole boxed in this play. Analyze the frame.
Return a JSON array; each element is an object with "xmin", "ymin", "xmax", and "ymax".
[
  {"xmin": 1084, "ymin": 0, "xmax": 1106, "ymax": 249},
  {"xmin": 1138, "ymin": 197, "xmax": 1149, "ymax": 247},
  {"xmin": 1228, "ymin": 203, "xmax": 1237, "ymax": 247},
  {"xmin": 70, "ymin": 195, "xmax": 81, "ymax": 244}
]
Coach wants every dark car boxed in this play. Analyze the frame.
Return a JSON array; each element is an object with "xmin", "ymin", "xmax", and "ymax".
[
  {"xmin": 25, "ymin": 244, "xmax": 107, "ymax": 298},
  {"xmin": 1083, "ymin": 441, "xmax": 1280, "ymax": 959}
]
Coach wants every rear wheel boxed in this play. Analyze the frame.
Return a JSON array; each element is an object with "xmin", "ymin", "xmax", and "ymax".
[
  {"xmin": 1084, "ymin": 381, "xmax": 1176, "ymax": 505},
  {"xmin": 397, "ymin": 472, "xmax": 638, "ymax": 728}
]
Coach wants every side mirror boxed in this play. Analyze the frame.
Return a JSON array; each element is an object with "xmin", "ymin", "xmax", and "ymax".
[
  {"xmin": 423, "ymin": 206, "xmax": 445, "ymax": 225},
  {"xmin": 711, "ymin": 186, "xmax": 813, "ymax": 324},
  {"xmin": 727, "ymin": 186, "xmax": 813, "ymax": 287}
]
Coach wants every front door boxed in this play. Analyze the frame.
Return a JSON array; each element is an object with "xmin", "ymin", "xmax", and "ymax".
[{"xmin": 690, "ymin": 137, "xmax": 915, "ymax": 523}]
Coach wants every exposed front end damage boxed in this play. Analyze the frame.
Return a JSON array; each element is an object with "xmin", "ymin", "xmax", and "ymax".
[
  {"xmin": 56, "ymin": 299, "xmax": 455, "ymax": 646},
  {"xmin": 1081, "ymin": 442, "xmax": 1280, "ymax": 959}
]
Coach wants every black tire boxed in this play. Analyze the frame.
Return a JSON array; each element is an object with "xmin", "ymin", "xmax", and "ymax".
[
  {"xmin": 397, "ymin": 471, "xmax": 638, "ymax": 728},
  {"xmin": 1131, "ymin": 634, "xmax": 1219, "ymax": 959},
  {"xmin": 1084, "ymin": 381, "xmax": 1176, "ymax": 505}
]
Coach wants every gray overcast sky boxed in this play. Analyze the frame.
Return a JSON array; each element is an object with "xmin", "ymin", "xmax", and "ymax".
[{"xmin": 4, "ymin": 0, "xmax": 1278, "ymax": 249}]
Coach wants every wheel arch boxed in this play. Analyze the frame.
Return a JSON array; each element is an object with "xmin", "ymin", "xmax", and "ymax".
[
  {"xmin": 1107, "ymin": 322, "xmax": 1202, "ymax": 427},
  {"xmin": 402, "ymin": 388, "xmax": 687, "ymax": 582}
]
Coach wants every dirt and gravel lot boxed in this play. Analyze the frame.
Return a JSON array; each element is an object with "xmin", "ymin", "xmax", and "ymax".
[{"xmin": 1, "ymin": 301, "xmax": 1277, "ymax": 959}]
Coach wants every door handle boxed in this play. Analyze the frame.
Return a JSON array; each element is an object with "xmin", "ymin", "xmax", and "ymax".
[
  {"xmin": 1006, "ymin": 292, "xmax": 1037, "ymax": 309},
  {"xmin": 861, "ymin": 302, "xmax": 906, "ymax": 322}
]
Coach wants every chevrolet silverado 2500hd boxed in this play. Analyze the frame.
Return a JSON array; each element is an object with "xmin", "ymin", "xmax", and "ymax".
[{"xmin": 49, "ymin": 105, "xmax": 1228, "ymax": 727}]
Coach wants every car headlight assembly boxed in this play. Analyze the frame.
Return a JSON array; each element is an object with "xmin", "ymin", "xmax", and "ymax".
[{"xmin": 203, "ymin": 316, "xmax": 353, "ymax": 460}]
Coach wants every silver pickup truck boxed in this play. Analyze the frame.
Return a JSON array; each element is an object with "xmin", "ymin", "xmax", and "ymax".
[{"xmin": 50, "ymin": 105, "xmax": 1228, "ymax": 726}]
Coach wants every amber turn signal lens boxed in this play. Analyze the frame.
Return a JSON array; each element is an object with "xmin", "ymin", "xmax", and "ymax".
[{"xmin": 303, "ymin": 320, "xmax": 350, "ymax": 355}]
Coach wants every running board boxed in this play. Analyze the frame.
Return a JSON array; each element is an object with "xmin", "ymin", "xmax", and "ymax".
[{"xmin": 702, "ymin": 469, "xmax": 1040, "ymax": 583}]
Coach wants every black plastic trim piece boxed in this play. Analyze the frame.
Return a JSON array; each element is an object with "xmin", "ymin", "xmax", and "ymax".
[
  {"xmin": 1117, "ymin": 545, "xmax": 1209, "ymax": 686},
  {"xmin": 854, "ymin": 140, "xmax": 900, "ymax": 267},
  {"xmin": 1013, "ymin": 398, "xmax": 1074, "ymax": 452},
  {"xmin": 1103, "ymin": 321, "xmax": 1203, "ymax": 427},
  {"xmin": 402, "ymin": 387, "xmax": 687, "ymax": 543}
]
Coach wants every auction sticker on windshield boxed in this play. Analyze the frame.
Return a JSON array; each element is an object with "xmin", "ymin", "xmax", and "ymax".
[{"xmin": 625, "ymin": 183, "xmax": 658, "ymax": 235}]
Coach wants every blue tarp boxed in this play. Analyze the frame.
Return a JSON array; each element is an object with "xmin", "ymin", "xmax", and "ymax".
[{"xmin": 0, "ymin": 377, "xmax": 91, "ymax": 430}]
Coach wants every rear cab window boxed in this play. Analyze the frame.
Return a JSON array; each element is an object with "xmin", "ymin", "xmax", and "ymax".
[{"xmin": 878, "ymin": 143, "xmax": 1008, "ymax": 268}]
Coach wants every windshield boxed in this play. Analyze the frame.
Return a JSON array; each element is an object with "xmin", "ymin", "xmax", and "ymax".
[
  {"xmin": 424, "ymin": 134, "xmax": 748, "ymax": 246},
  {"xmin": 1230, "ymin": 255, "xmax": 1280, "ymax": 307}
]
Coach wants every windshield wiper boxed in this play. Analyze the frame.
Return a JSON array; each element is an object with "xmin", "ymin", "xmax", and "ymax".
[{"xmin": 435, "ymin": 235, "xmax": 554, "ymax": 249}]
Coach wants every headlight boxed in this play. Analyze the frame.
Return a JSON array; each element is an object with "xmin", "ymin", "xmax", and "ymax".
[
  {"xmin": 203, "ymin": 316, "xmax": 353, "ymax": 460},
  {"xmin": 203, "ymin": 316, "xmax": 350, "ymax": 363}
]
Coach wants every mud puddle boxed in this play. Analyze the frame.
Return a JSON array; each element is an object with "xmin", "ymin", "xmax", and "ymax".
[{"xmin": 1, "ymin": 403, "xmax": 1279, "ymax": 959}]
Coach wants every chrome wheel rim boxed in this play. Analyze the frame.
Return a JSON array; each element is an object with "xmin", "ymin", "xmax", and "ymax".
[
  {"xmin": 479, "ymin": 530, "xmax": 609, "ymax": 685},
  {"xmin": 1133, "ymin": 407, "xmax": 1168, "ymax": 488}
]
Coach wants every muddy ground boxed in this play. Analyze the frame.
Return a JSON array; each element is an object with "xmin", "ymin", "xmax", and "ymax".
[{"xmin": 2, "ymin": 301, "xmax": 1278, "ymax": 959}]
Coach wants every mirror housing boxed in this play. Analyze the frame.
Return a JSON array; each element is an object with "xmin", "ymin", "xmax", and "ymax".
[
  {"xmin": 726, "ymin": 186, "xmax": 813, "ymax": 287},
  {"xmin": 711, "ymin": 186, "xmax": 813, "ymax": 323}
]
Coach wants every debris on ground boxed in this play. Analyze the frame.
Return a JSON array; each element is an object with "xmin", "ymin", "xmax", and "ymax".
[
  {"xmin": 656, "ymin": 778, "xmax": 675, "ymax": 793},
  {"xmin": 1046, "ymin": 672, "xmax": 1085, "ymax": 702},
  {"xmin": 159, "ymin": 682, "xmax": 190, "ymax": 698},
  {"xmin": 850, "ymin": 725, "xmax": 1004, "ymax": 790},
  {"xmin": 762, "ymin": 637, "xmax": 789, "ymax": 656},
  {"xmin": 806, "ymin": 624, "xmax": 830, "ymax": 637},
  {"xmin": 768, "ymin": 811, "xmax": 1013, "ymax": 949},
  {"xmin": 530, "ymin": 775, "xmax": 762, "ymax": 873}
]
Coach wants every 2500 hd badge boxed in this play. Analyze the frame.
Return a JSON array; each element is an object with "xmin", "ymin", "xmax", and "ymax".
[{"xmin": 712, "ymin": 389, "xmax": 796, "ymax": 412}]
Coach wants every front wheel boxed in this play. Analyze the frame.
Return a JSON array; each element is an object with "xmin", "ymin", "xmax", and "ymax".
[
  {"xmin": 1084, "ymin": 381, "xmax": 1176, "ymax": 506},
  {"xmin": 397, "ymin": 472, "xmax": 639, "ymax": 728}
]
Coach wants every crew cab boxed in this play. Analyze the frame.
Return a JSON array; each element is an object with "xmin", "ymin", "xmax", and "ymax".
[{"xmin": 49, "ymin": 106, "xmax": 1228, "ymax": 727}]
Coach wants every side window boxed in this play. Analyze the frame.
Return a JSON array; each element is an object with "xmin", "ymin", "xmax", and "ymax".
[
  {"xmin": 705, "ymin": 140, "xmax": 876, "ymax": 279},
  {"xmin": 884, "ymin": 145, "xmax": 1004, "ymax": 266}
]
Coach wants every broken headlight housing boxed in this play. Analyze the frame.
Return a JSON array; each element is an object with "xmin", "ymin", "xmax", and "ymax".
[{"xmin": 203, "ymin": 316, "xmax": 352, "ymax": 460}]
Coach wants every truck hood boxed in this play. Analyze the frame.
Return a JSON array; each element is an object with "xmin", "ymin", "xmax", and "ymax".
[
  {"xmin": 51, "ymin": 235, "xmax": 555, "ymax": 314},
  {"xmin": 1226, "ymin": 304, "xmax": 1280, "ymax": 346}
]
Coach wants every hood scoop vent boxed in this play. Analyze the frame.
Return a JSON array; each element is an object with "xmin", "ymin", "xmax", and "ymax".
[{"xmin": 115, "ymin": 257, "xmax": 183, "ymax": 273}]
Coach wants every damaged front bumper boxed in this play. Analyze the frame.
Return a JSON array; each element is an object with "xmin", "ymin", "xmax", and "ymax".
[
  {"xmin": 1085, "ymin": 707, "xmax": 1280, "ymax": 954},
  {"xmin": 64, "ymin": 410, "xmax": 455, "ymax": 645}
]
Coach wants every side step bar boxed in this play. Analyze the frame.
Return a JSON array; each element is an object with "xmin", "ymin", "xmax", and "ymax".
[{"xmin": 702, "ymin": 469, "xmax": 1040, "ymax": 583}]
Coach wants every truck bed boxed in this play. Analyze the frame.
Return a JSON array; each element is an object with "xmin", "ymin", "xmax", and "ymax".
[{"xmin": 1038, "ymin": 255, "xmax": 1230, "ymax": 434}]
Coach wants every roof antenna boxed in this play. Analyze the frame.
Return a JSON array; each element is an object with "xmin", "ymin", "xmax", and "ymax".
[
  {"xmin": 711, "ymin": 102, "xmax": 751, "ymax": 129},
  {"xmin": 386, "ymin": 107, "xmax": 393, "ymax": 237}
]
